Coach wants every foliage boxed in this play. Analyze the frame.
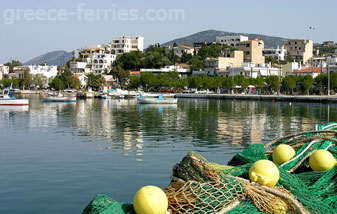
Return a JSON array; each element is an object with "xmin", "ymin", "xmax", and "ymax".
[
  {"xmin": 33, "ymin": 74, "xmax": 48, "ymax": 89},
  {"xmin": 72, "ymin": 77, "xmax": 82, "ymax": 90},
  {"xmin": 22, "ymin": 71, "xmax": 32, "ymax": 89},
  {"xmin": 49, "ymin": 77, "xmax": 65, "ymax": 91},
  {"xmin": 128, "ymin": 76, "xmax": 141, "ymax": 89},
  {"xmin": 110, "ymin": 64, "xmax": 130, "ymax": 83},
  {"xmin": 265, "ymin": 76, "xmax": 281, "ymax": 93},
  {"xmin": 86, "ymin": 73, "xmax": 106, "ymax": 88},
  {"xmin": 188, "ymin": 56, "xmax": 204, "ymax": 71},
  {"xmin": 301, "ymin": 75, "xmax": 314, "ymax": 95},
  {"xmin": 4, "ymin": 60, "xmax": 23, "ymax": 73},
  {"xmin": 282, "ymin": 75, "xmax": 296, "ymax": 94}
]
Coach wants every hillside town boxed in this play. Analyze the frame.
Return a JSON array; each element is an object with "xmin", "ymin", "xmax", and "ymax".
[{"xmin": 1, "ymin": 34, "xmax": 337, "ymax": 95}]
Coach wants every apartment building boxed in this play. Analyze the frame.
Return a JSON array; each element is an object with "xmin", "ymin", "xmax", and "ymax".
[
  {"xmin": 205, "ymin": 50, "xmax": 244, "ymax": 73},
  {"xmin": 27, "ymin": 64, "xmax": 58, "ymax": 79},
  {"xmin": 263, "ymin": 46, "xmax": 287, "ymax": 60},
  {"xmin": 109, "ymin": 36, "xmax": 144, "ymax": 54},
  {"xmin": 237, "ymin": 39, "xmax": 265, "ymax": 64},
  {"xmin": 284, "ymin": 40, "xmax": 313, "ymax": 64},
  {"xmin": 80, "ymin": 45, "xmax": 117, "ymax": 74},
  {"xmin": 0, "ymin": 64, "xmax": 9, "ymax": 80},
  {"xmin": 216, "ymin": 35, "xmax": 248, "ymax": 47}
]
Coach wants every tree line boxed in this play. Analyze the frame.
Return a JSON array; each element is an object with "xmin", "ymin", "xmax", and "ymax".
[{"xmin": 128, "ymin": 72, "xmax": 337, "ymax": 95}]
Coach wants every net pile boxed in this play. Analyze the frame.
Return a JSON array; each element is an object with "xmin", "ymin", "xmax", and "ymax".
[{"xmin": 83, "ymin": 122, "xmax": 337, "ymax": 214}]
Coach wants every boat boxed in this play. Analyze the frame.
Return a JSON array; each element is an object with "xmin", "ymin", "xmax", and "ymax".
[
  {"xmin": 137, "ymin": 94, "xmax": 177, "ymax": 104},
  {"xmin": 42, "ymin": 93, "xmax": 76, "ymax": 102},
  {"xmin": 0, "ymin": 88, "xmax": 29, "ymax": 106}
]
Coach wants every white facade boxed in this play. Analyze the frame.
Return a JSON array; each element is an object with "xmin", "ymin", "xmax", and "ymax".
[
  {"xmin": 0, "ymin": 64, "xmax": 9, "ymax": 76},
  {"xmin": 109, "ymin": 36, "xmax": 144, "ymax": 54},
  {"xmin": 81, "ymin": 45, "xmax": 117, "ymax": 74},
  {"xmin": 173, "ymin": 45, "xmax": 194, "ymax": 57},
  {"xmin": 218, "ymin": 63, "xmax": 281, "ymax": 78},
  {"xmin": 27, "ymin": 64, "xmax": 58, "ymax": 79},
  {"xmin": 140, "ymin": 65, "xmax": 190, "ymax": 78},
  {"xmin": 74, "ymin": 73, "xmax": 87, "ymax": 88},
  {"xmin": 327, "ymin": 55, "xmax": 337, "ymax": 65},
  {"xmin": 263, "ymin": 47, "xmax": 287, "ymax": 60},
  {"xmin": 216, "ymin": 35, "xmax": 248, "ymax": 47},
  {"xmin": 70, "ymin": 62, "xmax": 88, "ymax": 74}
]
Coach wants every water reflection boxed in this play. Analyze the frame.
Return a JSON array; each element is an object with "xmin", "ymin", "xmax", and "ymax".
[{"xmin": 4, "ymin": 95, "xmax": 334, "ymax": 160}]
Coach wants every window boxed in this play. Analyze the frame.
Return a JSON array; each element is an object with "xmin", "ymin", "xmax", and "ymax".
[
  {"xmin": 245, "ymin": 51, "xmax": 250, "ymax": 55},
  {"xmin": 246, "ymin": 44, "xmax": 250, "ymax": 48}
]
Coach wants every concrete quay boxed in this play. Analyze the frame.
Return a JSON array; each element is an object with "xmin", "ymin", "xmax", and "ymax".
[{"xmin": 176, "ymin": 93, "xmax": 337, "ymax": 103}]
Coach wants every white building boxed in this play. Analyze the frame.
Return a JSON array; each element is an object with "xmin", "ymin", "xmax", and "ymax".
[
  {"xmin": 263, "ymin": 46, "xmax": 287, "ymax": 60},
  {"xmin": 140, "ymin": 65, "xmax": 190, "ymax": 78},
  {"xmin": 70, "ymin": 62, "xmax": 88, "ymax": 74},
  {"xmin": 0, "ymin": 64, "xmax": 9, "ymax": 80},
  {"xmin": 109, "ymin": 36, "xmax": 144, "ymax": 54},
  {"xmin": 216, "ymin": 35, "xmax": 248, "ymax": 47},
  {"xmin": 173, "ymin": 45, "xmax": 195, "ymax": 57},
  {"xmin": 218, "ymin": 63, "xmax": 281, "ymax": 78},
  {"xmin": 74, "ymin": 73, "xmax": 88, "ymax": 88},
  {"xmin": 80, "ymin": 45, "xmax": 117, "ymax": 74},
  {"xmin": 27, "ymin": 64, "xmax": 58, "ymax": 79},
  {"xmin": 327, "ymin": 55, "xmax": 337, "ymax": 65}
]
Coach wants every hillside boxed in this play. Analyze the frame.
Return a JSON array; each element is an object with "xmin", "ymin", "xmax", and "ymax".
[
  {"xmin": 24, "ymin": 50, "xmax": 72, "ymax": 66},
  {"xmin": 162, "ymin": 29, "xmax": 289, "ymax": 48}
]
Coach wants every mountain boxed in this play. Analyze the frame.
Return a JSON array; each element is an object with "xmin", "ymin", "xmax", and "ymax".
[
  {"xmin": 24, "ymin": 50, "xmax": 73, "ymax": 66},
  {"xmin": 162, "ymin": 29, "xmax": 289, "ymax": 48}
]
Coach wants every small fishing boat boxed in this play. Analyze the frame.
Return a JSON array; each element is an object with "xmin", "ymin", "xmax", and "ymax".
[
  {"xmin": 0, "ymin": 88, "xmax": 29, "ymax": 106},
  {"xmin": 42, "ymin": 93, "xmax": 76, "ymax": 102},
  {"xmin": 137, "ymin": 94, "xmax": 177, "ymax": 104}
]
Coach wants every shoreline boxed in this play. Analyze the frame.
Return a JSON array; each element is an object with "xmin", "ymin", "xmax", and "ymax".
[{"xmin": 176, "ymin": 93, "xmax": 337, "ymax": 102}]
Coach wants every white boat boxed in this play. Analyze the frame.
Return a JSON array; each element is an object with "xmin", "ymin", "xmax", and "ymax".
[
  {"xmin": 137, "ymin": 94, "xmax": 177, "ymax": 104},
  {"xmin": 42, "ymin": 93, "xmax": 76, "ymax": 102},
  {"xmin": 0, "ymin": 88, "xmax": 29, "ymax": 106}
]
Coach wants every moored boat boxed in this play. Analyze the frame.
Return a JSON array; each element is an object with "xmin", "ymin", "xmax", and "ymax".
[
  {"xmin": 42, "ymin": 93, "xmax": 76, "ymax": 102},
  {"xmin": 137, "ymin": 94, "xmax": 177, "ymax": 104},
  {"xmin": 0, "ymin": 88, "xmax": 29, "ymax": 106}
]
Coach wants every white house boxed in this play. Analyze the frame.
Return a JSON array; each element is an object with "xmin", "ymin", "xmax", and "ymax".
[
  {"xmin": 291, "ymin": 67, "xmax": 326, "ymax": 78},
  {"xmin": 216, "ymin": 35, "xmax": 248, "ymax": 47},
  {"xmin": 173, "ymin": 45, "xmax": 195, "ymax": 57},
  {"xmin": 70, "ymin": 61, "xmax": 89, "ymax": 74},
  {"xmin": 74, "ymin": 73, "xmax": 88, "ymax": 88},
  {"xmin": 263, "ymin": 46, "xmax": 287, "ymax": 61},
  {"xmin": 108, "ymin": 36, "xmax": 144, "ymax": 54},
  {"xmin": 0, "ymin": 64, "xmax": 9, "ymax": 80},
  {"xmin": 27, "ymin": 64, "xmax": 58, "ymax": 79},
  {"xmin": 140, "ymin": 65, "xmax": 190, "ymax": 78}
]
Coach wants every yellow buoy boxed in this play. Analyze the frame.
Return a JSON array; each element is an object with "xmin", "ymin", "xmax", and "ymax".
[
  {"xmin": 249, "ymin": 160, "xmax": 280, "ymax": 187},
  {"xmin": 309, "ymin": 150, "xmax": 337, "ymax": 171},
  {"xmin": 133, "ymin": 185, "xmax": 168, "ymax": 214},
  {"xmin": 272, "ymin": 144, "xmax": 296, "ymax": 165},
  {"xmin": 268, "ymin": 197, "xmax": 288, "ymax": 214}
]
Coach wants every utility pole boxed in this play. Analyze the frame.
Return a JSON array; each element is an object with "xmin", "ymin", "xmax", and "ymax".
[{"xmin": 328, "ymin": 64, "xmax": 330, "ymax": 96}]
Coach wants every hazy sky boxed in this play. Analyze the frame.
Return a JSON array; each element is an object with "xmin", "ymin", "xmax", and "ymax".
[{"xmin": 0, "ymin": 0, "xmax": 336, "ymax": 63}]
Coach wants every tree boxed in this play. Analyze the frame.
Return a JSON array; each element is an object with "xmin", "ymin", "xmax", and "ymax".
[
  {"xmin": 72, "ymin": 77, "xmax": 81, "ymax": 89},
  {"xmin": 49, "ymin": 77, "xmax": 65, "ymax": 91},
  {"xmin": 22, "ymin": 70, "xmax": 32, "ymax": 89},
  {"xmin": 301, "ymin": 75, "xmax": 314, "ymax": 95},
  {"xmin": 282, "ymin": 75, "xmax": 296, "ymax": 94},
  {"xmin": 33, "ymin": 74, "xmax": 48, "ymax": 89},
  {"xmin": 187, "ymin": 75, "xmax": 202, "ymax": 89},
  {"xmin": 4, "ymin": 60, "xmax": 23, "ymax": 72},
  {"xmin": 85, "ymin": 73, "xmax": 106, "ymax": 89},
  {"xmin": 266, "ymin": 76, "xmax": 281, "ymax": 94},
  {"xmin": 58, "ymin": 67, "xmax": 73, "ymax": 88},
  {"xmin": 110, "ymin": 65, "xmax": 130, "ymax": 84},
  {"xmin": 255, "ymin": 77, "xmax": 265, "ymax": 94},
  {"xmin": 188, "ymin": 56, "xmax": 204, "ymax": 71},
  {"xmin": 128, "ymin": 76, "xmax": 141, "ymax": 89}
]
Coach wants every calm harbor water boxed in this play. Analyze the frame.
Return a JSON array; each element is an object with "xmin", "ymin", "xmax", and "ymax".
[{"xmin": 0, "ymin": 95, "xmax": 335, "ymax": 213}]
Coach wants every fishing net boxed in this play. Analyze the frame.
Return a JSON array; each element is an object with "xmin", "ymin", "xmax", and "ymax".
[{"xmin": 83, "ymin": 122, "xmax": 337, "ymax": 214}]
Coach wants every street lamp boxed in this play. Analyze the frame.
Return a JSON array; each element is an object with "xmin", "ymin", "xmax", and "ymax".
[{"xmin": 328, "ymin": 64, "xmax": 330, "ymax": 96}]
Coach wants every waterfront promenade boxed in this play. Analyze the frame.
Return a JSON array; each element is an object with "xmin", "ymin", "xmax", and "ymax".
[{"xmin": 176, "ymin": 93, "xmax": 337, "ymax": 102}]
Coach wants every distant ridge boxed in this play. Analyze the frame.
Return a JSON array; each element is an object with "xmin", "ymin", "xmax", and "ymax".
[
  {"xmin": 24, "ymin": 50, "xmax": 72, "ymax": 66},
  {"xmin": 162, "ymin": 29, "xmax": 289, "ymax": 48}
]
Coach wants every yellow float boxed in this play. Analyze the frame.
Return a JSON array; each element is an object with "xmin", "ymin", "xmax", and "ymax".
[
  {"xmin": 249, "ymin": 160, "xmax": 280, "ymax": 187},
  {"xmin": 133, "ymin": 185, "xmax": 168, "ymax": 214},
  {"xmin": 272, "ymin": 144, "xmax": 296, "ymax": 165},
  {"xmin": 309, "ymin": 150, "xmax": 337, "ymax": 171}
]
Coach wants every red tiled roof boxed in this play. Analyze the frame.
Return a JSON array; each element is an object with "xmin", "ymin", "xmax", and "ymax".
[
  {"xmin": 177, "ymin": 45, "xmax": 194, "ymax": 49},
  {"xmin": 74, "ymin": 74, "xmax": 83, "ymax": 78},
  {"xmin": 130, "ymin": 71, "xmax": 140, "ymax": 76},
  {"xmin": 294, "ymin": 67, "xmax": 327, "ymax": 73}
]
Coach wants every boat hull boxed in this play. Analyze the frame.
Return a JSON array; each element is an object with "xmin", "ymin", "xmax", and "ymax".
[
  {"xmin": 0, "ymin": 99, "xmax": 29, "ymax": 106},
  {"xmin": 137, "ymin": 98, "xmax": 177, "ymax": 104},
  {"xmin": 42, "ymin": 97, "xmax": 77, "ymax": 102}
]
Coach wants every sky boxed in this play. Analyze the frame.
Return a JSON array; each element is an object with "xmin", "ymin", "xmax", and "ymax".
[{"xmin": 0, "ymin": 0, "xmax": 336, "ymax": 63}]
